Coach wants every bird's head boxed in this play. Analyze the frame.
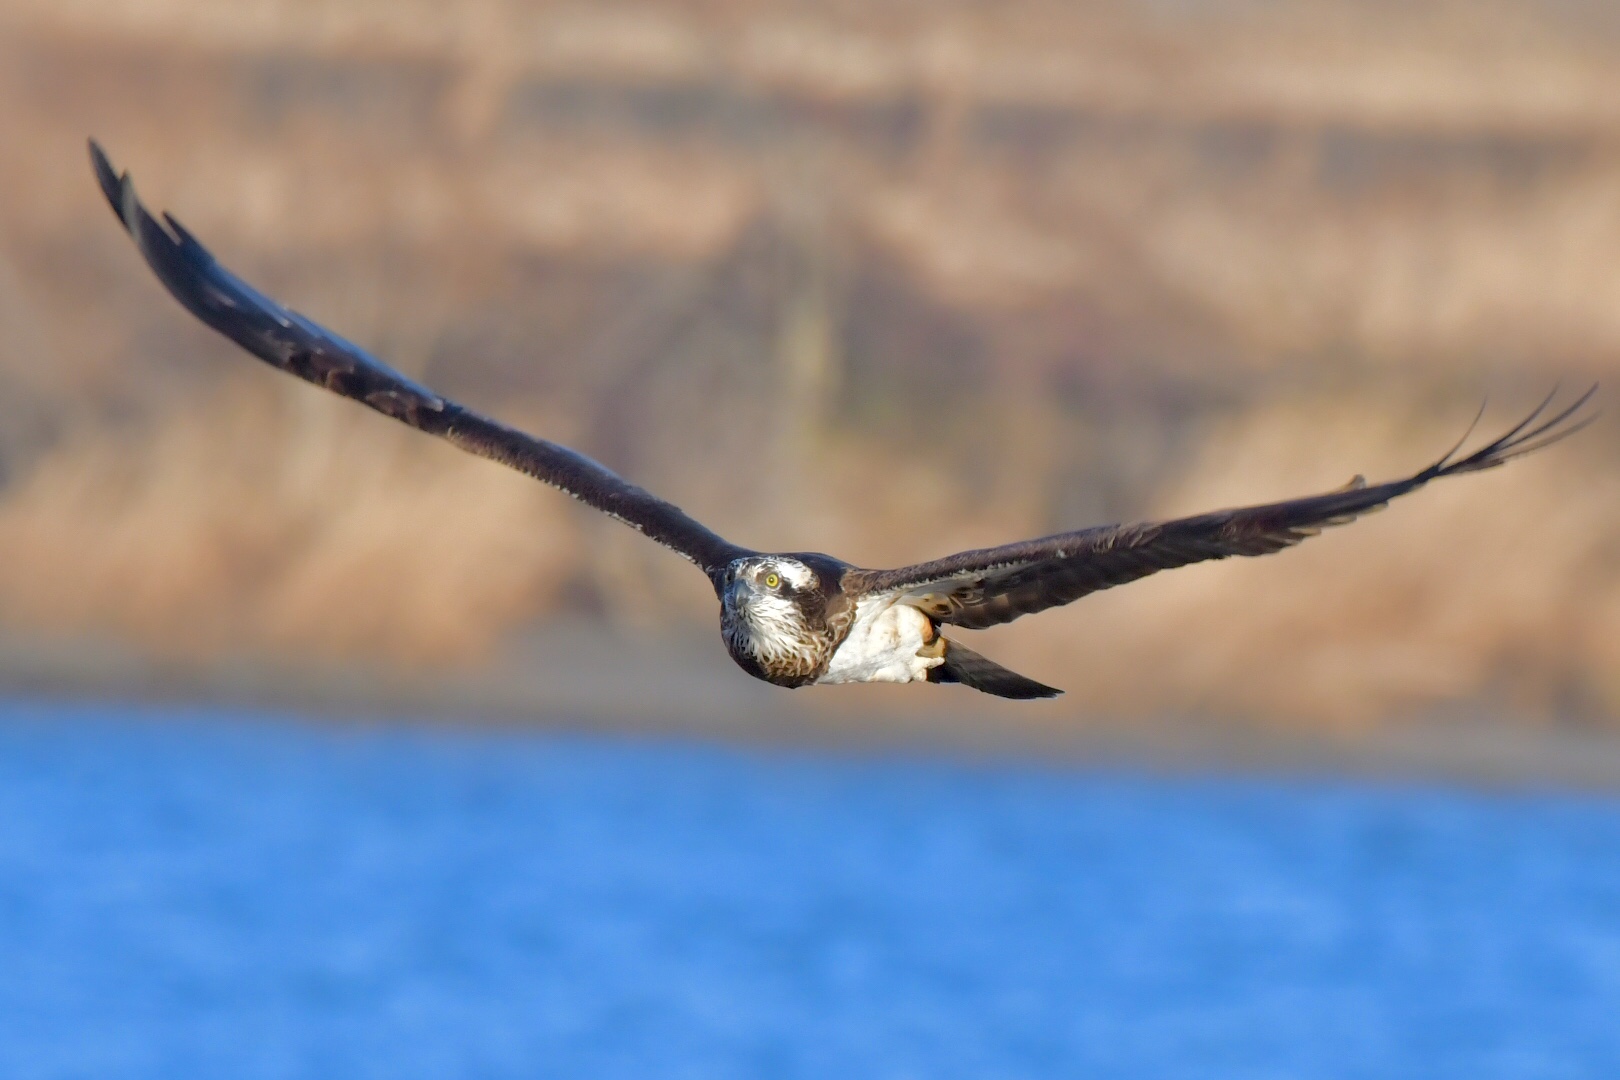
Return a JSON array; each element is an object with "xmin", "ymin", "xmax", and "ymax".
[
  {"xmin": 718, "ymin": 554, "xmax": 833, "ymax": 674},
  {"xmin": 723, "ymin": 555, "xmax": 816, "ymax": 627}
]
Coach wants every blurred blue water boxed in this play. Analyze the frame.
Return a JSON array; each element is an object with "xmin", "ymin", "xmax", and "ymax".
[{"xmin": 1, "ymin": 701, "xmax": 1619, "ymax": 1079}]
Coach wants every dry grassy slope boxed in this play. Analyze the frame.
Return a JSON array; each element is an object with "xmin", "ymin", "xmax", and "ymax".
[{"xmin": 0, "ymin": 1, "xmax": 1617, "ymax": 724}]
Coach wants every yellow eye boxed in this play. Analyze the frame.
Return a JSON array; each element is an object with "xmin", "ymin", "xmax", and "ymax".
[{"xmin": 764, "ymin": 572, "xmax": 781, "ymax": 589}]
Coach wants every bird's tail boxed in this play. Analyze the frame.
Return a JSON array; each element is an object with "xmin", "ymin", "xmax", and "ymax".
[{"xmin": 926, "ymin": 638, "xmax": 1062, "ymax": 700}]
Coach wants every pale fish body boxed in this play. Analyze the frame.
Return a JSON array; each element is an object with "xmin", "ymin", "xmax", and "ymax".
[{"xmin": 817, "ymin": 597, "xmax": 941, "ymax": 686}]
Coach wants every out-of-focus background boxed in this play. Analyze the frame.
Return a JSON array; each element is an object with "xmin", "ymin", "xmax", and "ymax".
[
  {"xmin": 5, "ymin": 5, "xmax": 1620, "ymax": 1078},
  {"xmin": 1, "ymin": 0, "xmax": 1619, "ymax": 731}
]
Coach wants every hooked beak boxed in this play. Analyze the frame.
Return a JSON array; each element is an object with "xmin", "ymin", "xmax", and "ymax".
[{"xmin": 726, "ymin": 577, "xmax": 751, "ymax": 612}]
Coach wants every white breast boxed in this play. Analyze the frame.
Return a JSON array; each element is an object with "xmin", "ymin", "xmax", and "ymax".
[{"xmin": 817, "ymin": 598, "xmax": 943, "ymax": 686}]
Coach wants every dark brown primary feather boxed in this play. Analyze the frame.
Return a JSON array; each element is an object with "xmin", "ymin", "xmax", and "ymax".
[
  {"xmin": 89, "ymin": 140, "xmax": 754, "ymax": 581},
  {"xmin": 844, "ymin": 386, "xmax": 1598, "ymax": 630}
]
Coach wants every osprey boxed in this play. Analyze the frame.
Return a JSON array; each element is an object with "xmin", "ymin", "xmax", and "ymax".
[{"xmin": 89, "ymin": 142, "xmax": 1598, "ymax": 700}]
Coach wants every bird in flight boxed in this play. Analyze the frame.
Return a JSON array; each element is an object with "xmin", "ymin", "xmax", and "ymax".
[{"xmin": 90, "ymin": 141, "xmax": 1598, "ymax": 700}]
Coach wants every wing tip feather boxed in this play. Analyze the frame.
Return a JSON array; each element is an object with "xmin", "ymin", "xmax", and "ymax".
[{"xmin": 1430, "ymin": 383, "xmax": 1598, "ymax": 479}]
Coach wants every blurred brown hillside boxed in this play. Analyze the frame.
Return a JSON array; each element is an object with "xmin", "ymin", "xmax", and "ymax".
[{"xmin": 1, "ymin": 0, "xmax": 1618, "ymax": 725}]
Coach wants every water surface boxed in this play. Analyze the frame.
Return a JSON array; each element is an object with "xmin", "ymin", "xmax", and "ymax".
[{"xmin": 2, "ymin": 700, "xmax": 1618, "ymax": 1079}]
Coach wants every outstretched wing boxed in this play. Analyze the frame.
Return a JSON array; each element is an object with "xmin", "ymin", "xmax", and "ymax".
[
  {"xmin": 90, "ymin": 141, "xmax": 754, "ymax": 580},
  {"xmin": 844, "ymin": 388, "xmax": 1598, "ymax": 629}
]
